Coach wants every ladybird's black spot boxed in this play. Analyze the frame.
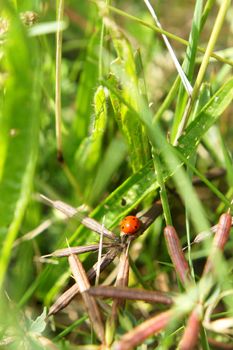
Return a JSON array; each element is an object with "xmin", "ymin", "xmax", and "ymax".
[
  {"xmin": 121, "ymin": 198, "xmax": 127, "ymax": 206},
  {"xmin": 134, "ymin": 226, "xmax": 137, "ymax": 229}
]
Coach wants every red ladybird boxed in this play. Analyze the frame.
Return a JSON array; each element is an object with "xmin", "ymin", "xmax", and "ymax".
[{"xmin": 120, "ymin": 215, "xmax": 141, "ymax": 235}]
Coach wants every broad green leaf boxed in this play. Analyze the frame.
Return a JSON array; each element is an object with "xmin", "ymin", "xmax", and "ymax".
[
  {"xmin": 0, "ymin": 3, "xmax": 41, "ymax": 286},
  {"xmin": 29, "ymin": 308, "xmax": 47, "ymax": 334},
  {"xmin": 73, "ymin": 29, "xmax": 100, "ymax": 143},
  {"xmin": 107, "ymin": 22, "xmax": 150, "ymax": 172},
  {"xmin": 87, "ymin": 137, "xmax": 127, "ymax": 205},
  {"xmin": 75, "ymin": 85, "xmax": 108, "ymax": 191}
]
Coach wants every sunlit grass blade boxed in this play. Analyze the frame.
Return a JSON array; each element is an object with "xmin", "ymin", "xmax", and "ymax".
[
  {"xmin": 75, "ymin": 85, "xmax": 108, "ymax": 194},
  {"xmin": 0, "ymin": 3, "xmax": 41, "ymax": 286},
  {"xmin": 144, "ymin": 0, "xmax": 193, "ymax": 97},
  {"xmin": 107, "ymin": 4, "xmax": 233, "ymax": 68},
  {"xmin": 173, "ymin": 0, "xmax": 232, "ymax": 144},
  {"xmin": 106, "ymin": 22, "xmax": 150, "ymax": 172},
  {"xmin": 171, "ymin": 0, "xmax": 203, "ymax": 143},
  {"xmin": 88, "ymin": 137, "xmax": 127, "ymax": 205},
  {"xmin": 55, "ymin": 0, "xmax": 64, "ymax": 161},
  {"xmin": 72, "ymin": 29, "xmax": 100, "ymax": 142}
]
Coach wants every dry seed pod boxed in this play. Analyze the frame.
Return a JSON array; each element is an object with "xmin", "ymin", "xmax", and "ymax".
[
  {"xmin": 212, "ymin": 213, "xmax": 232, "ymax": 250},
  {"xmin": 20, "ymin": 11, "xmax": 39, "ymax": 26},
  {"xmin": 113, "ymin": 310, "xmax": 172, "ymax": 350},
  {"xmin": 88, "ymin": 286, "xmax": 173, "ymax": 305},
  {"xmin": 203, "ymin": 213, "xmax": 232, "ymax": 275},
  {"xmin": 164, "ymin": 226, "xmax": 191, "ymax": 286},
  {"xmin": 194, "ymin": 216, "xmax": 233, "ymax": 244},
  {"xmin": 178, "ymin": 305, "xmax": 202, "ymax": 350}
]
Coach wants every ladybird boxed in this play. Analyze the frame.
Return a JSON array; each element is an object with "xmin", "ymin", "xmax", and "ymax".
[{"xmin": 120, "ymin": 216, "xmax": 141, "ymax": 235}]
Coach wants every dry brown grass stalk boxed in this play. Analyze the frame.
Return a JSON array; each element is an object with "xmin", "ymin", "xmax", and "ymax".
[
  {"xmin": 40, "ymin": 194, "xmax": 117, "ymax": 240},
  {"xmin": 68, "ymin": 253, "xmax": 105, "ymax": 343},
  {"xmin": 88, "ymin": 285, "xmax": 173, "ymax": 305},
  {"xmin": 48, "ymin": 248, "xmax": 119, "ymax": 316},
  {"xmin": 42, "ymin": 243, "xmax": 119, "ymax": 258},
  {"xmin": 178, "ymin": 304, "xmax": 202, "ymax": 350},
  {"xmin": 113, "ymin": 310, "xmax": 173, "ymax": 350}
]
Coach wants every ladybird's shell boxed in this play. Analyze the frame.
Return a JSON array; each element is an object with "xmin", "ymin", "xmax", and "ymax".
[{"xmin": 120, "ymin": 216, "xmax": 141, "ymax": 235}]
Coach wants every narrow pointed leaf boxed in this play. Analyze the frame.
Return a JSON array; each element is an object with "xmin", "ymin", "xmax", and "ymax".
[{"xmin": 0, "ymin": 4, "xmax": 41, "ymax": 285}]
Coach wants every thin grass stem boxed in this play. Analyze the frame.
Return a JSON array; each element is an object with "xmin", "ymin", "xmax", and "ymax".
[
  {"xmin": 153, "ymin": 153, "xmax": 172, "ymax": 226},
  {"xmin": 55, "ymin": 0, "xmax": 64, "ymax": 161},
  {"xmin": 106, "ymin": 5, "xmax": 233, "ymax": 67},
  {"xmin": 173, "ymin": 0, "xmax": 231, "ymax": 144}
]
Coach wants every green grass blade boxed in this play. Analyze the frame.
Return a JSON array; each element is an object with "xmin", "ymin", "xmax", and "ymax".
[
  {"xmin": 177, "ymin": 77, "xmax": 233, "ymax": 158},
  {"xmin": 88, "ymin": 137, "xmax": 127, "ymax": 205},
  {"xmin": 107, "ymin": 23, "xmax": 150, "ymax": 172},
  {"xmin": 0, "ymin": 4, "xmax": 41, "ymax": 286},
  {"xmin": 171, "ymin": 0, "xmax": 203, "ymax": 142},
  {"xmin": 73, "ymin": 29, "xmax": 100, "ymax": 142},
  {"xmin": 74, "ymin": 85, "xmax": 108, "ymax": 193}
]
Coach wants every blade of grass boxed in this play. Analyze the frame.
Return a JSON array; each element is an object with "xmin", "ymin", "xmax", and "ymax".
[
  {"xmin": 173, "ymin": 0, "xmax": 231, "ymax": 144},
  {"xmin": 107, "ymin": 25, "xmax": 150, "ymax": 172},
  {"xmin": 0, "ymin": 3, "xmax": 41, "ymax": 286},
  {"xmin": 106, "ymin": 4, "xmax": 233, "ymax": 67},
  {"xmin": 171, "ymin": 0, "xmax": 203, "ymax": 142},
  {"xmin": 55, "ymin": 0, "xmax": 64, "ymax": 161},
  {"xmin": 87, "ymin": 137, "xmax": 127, "ymax": 205},
  {"xmin": 144, "ymin": 0, "xmax": 193, "ymax": 96},
  {"xmin": 153, "ymin": 152, "xmax": 172, "ymax": 226},
  {"xmin": 52, "ymin": 315, "xmax": 88, "ymax": 342}
]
